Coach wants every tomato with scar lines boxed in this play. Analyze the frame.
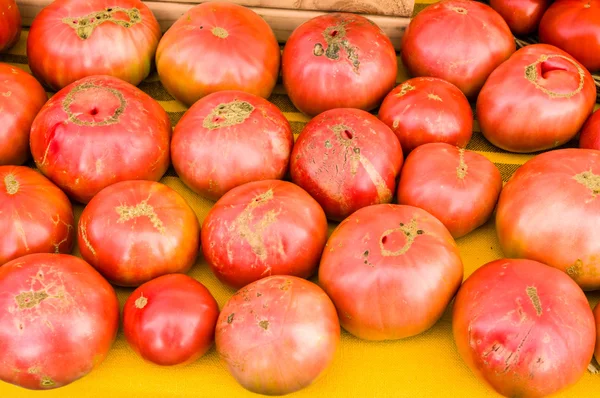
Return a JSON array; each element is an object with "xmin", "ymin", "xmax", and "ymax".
[
  {"xmin": 453, "ymin": 259, "xmax": 595, "ymax": 397},
  {"xmin": 0, "ymin": 0, "xmax": 21, "ymax": 52}
]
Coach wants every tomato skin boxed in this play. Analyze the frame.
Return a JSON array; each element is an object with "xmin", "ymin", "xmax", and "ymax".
[
  {"xmin": 319, "ymin": 204, "xmax": 463, "ymax": 341},
  {"xmin": 401, "ymin": 0, "xmax": 515, "ymax": 98},
  {"xmin": 580, "ymin": 109, "xmax": 600, "ymax": 150},
  {"xmin": 496, "ymin": 149, "xmax": 600, "ymax": 290},
  {"xmin": 171, "ymin": 91, "xmax": 293, "ymax": 201},
  {"xmin": 0, "ymin": 64, "xmax": 47, "ymax": 166},
  {"xmin": 595, "ymin": 303, "xmax": 600, "ymax": 364},
  {"xmin": 30, "ymin": 75, "xmax": 171, "ymax": 204},
  {"xmin": 78, "ymin": 180, "xmax": 200, "ymax": 287},
  {"xmin": 123, "ymin": 274, "xmax": 219, "ymax": 366},
  {"xmin": 156, "ymin": 2, "xmax": 280, "ymax": 106},
  {"xmin": 489, "ymin": 0, "xmax": 550, "ymax": 36},
  {"xmin": 202, "ymin": 180, "xmax": 328, "ymax": 289},
  {"xmin": 0, "ymin": 166, "xmax": 74, "ymax": 266},
  {"xmin": 539, "ymin": 0, "xmax": 600, "ymax": 72},
  {"xmin": 291, "ymin": 108, "xmax": 403, "ymax": 221},
  {"xmin": 0, "ymin": 254, "xmax": 119, "ymax": 390},
  {"xmin": 453, "ymin": 259, "xmax": 595, "ymax": 398},
  {"xmin": 282, "ymin": 13, "xmax": 397, "ymax": 116},
  {"xmin": 477, "ymin": 44, "xmax": 596, "ymax": 153},
  {"xmin": 216, "ymin": 276, "xmax": 340, "ymax": 395},
  {"xmin": 0, "ymin": 0, "xmax": 20, "ymax": 52},
  {"xmin": 378, "ymin": 77, "xmax": 473, "ymax": 153}
]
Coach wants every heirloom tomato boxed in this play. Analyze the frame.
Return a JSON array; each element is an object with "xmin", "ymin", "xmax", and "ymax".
[
  {"xmin": 580, "ymin": 109, "xmax": 600, "ymax": 150},
  {"xmin": 0, "ymin": 0, "xmax": 20, "ymax": 52},
  {"xmin": 489, "ymin": 0, "xmax": 550, "ymax": 36}
]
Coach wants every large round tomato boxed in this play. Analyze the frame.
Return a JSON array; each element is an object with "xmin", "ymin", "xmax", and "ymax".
[
  {"xmin": 216, "ymin": 276, "xmax": 340, "ymax": 395},
  {"xmin": 319, "ymin": 204, "xmax": 463, "ymax": 341},
  {"xmin": 401, "ymin": 0, "xmax": 515, "ymax": 98},
  {"xmin": 291, "ymin": 108, "xmax": 403, "ymax": 221},
  {"xmin": 580, "ymin": 109, "xmax": 600, "ymax": 149},
  {"xmin": 171, "ymin": 90, "xmax": 293, "ymax": 201},
  {"xmin": 0, "ymin": 166, "xmax": 74, "ymax": 266},
  {"xmin": 156, "ymin": 2, "xmax": 280, "ymax": 106},
  {"xmin": 202, "ymin": 180, "xmax": 328, "ymax": 289},
  {"xmin": 282, "ymin": 13, "xmax": 397, "ymax": 116},
  {"xmin": 123, "ymin": 274, "xmax": 219, "ymax": 366},
  {"xmin": 0, "ymin": 254, "xmax": 119, "ymax": 390},
  {"xmin": 30, "ymin": 75, "xmax": 171, "ymax": 204},
  {"xmin": 477, "ymin": 44, "xmax": 596, "ymax": 153},
  {"xmin": 497, "ymin": 149, "xmax": 600, "ymax": 291},
  {"xmin": 78, "ymin": 180, "xmax": 200, "ymax": 287},
  {"xmin": 397, "ymin": 144, "xmax": 502, "ymax": 238},
  {"xmin": 539, "ymin": 0, "xmax": 600, "ymax": 72},
  {"xmin": 378, "ymin": 77, "xmax": 473, "ymax": 153},
  {"xmin": 453, "ymin": 259, "xmax": 595, "ymax": 397},
  {"xmin": 0, "ymin": 0, "xmax": 20, "ymax": 52},
  {"xmin": 27, "ymin": 0, "xmax": 161, "ymax": 90},
  {"xmin": 489, "ymin": 0, "xmax": 550, "ymax": 36},
  {"xmin": 0, "ymin": 63, "xmax": 47, "ymax": 165}
]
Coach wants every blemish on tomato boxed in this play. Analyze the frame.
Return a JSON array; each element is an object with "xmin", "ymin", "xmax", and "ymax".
[
  {"xmin": 227, "ymin": 313, "xmax": 235, "ymax": 323},
  {"xmin": 135, "ymin": 295, "xmax": 148, "ymax": 309},
  {"xmin": 4, "ymin": 174, "xmax": 19, "ymax": 195},
  {"xmin": 258, "ymin": 320, "xmax": 269, "ymax": 330}
]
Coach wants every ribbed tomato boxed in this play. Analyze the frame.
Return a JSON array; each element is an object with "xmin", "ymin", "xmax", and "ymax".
[
  {"xmin": 580, "ymin": 109, "xmax": 600, "ymax": 149},
  {"xmin": 489, "ymin": 0, "xmax": 550, "ymax": 36},
  {"xmin": 0, "ymin": 0, "xmax": 20, "ymax": 52}
]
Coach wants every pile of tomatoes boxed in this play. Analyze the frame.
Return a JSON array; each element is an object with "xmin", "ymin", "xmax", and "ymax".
[{"xmin": 1, "ymin": 0, "xmax": 600, "ymax": 396}]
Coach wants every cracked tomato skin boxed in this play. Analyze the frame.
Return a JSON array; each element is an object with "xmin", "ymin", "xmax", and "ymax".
[
  {"xmin": 156, "ymin": 2, "xmax": 280, "ymax": 106},
  {"xmin": 319, "ymin": 204, "xmax": 463, "ymax": 341},
  {"xmin": 78, "ymin": 180, "xmax": 200, "ymax": 287},
  {"xmin": 580, "ymin": 109, "xmax": 600, "ymax": 150},
  {"xmin": 30, "ymin": 75, "xmax": 171, "ymax": 204},
  {"xmin": 282, "ymin": 12, "xmax": 397, "ymax": 116},
  {"xmin": 0, "ymin": 166, "xmax": 74, "ymax": 266},
  {"xmin": 496, "ymin": 149, "xmax": 600, "ymax": 291},
  {"xmin": 0, "ymin": 63, "xmax": 48, "ymax": 166},
  {"xmin": 0, "ymin": 253, "xmax": 119, "ymax": 390},
  {"xmin": 290, "ymin": 108, "xmax": 403, "ymax": 221},
  {"xmin": 0, "ymin": 0, "xmax": 21, "ymax": 52},
  {"xmin": 27, "ymin": 0, "xmax": 161, "ymax": 90},
  {"xmin": 489, "ymin": 0, "xmax": 549, "ymax": 36},
  {"xmin": 453, "ymin": 259, "xmax": 595, "ymax": 398},
  {"xmin": 171, "ymin": 90, "xmax": 293, "ymax": 201},
  {"xmin": 202, "ymin": 180, "xmax": 328, "ymax": 289},
  {"xmin": 216, "ymin": 275, "xmax": 340, "ymax": 395}
]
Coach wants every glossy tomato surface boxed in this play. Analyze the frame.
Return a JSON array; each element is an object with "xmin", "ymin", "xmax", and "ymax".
[
  {"xmin": 282, "ymin": 13, "xmax": 397, "ymax": 116},
  {"xmin": 580, "ymin": 109, "xmax": 600, "ymax": 149},
  {"xmin": 216, "ymin": 276, "xmax": 340, "ymax": 395},
  {"xmin": 490, "ymin": 0, "xmax": 550, "ymax": 36},
  {"xmin": 78, "ymin": 180, "xmax": 200, "ymax": 287},
  {"xmin": 319, "ymin": 204, "xmax": 463, "ymax": 341},
  {"xmin": 497, "ymin": 149, "xmax": 600, "ymax": 290},
  {"xmin": 156, "ymin": 2, "xmax": 280, "ymax": 106},
  {"xmin": 291, "ymin": 108, "xmax": 403, "ymax": 221},
  {"xmin": 0, "ymin": 63, "xmax": 47, "ymax": 165},
  {"xmin": 0, "ymin": 254, "xmax": 119, "ymax": 390},
  {"xmin": 402, "ymin": 0, "xmax": 515, "ymax": 98},
  {"xmin": 453, "ymin": 259, "xmax": 595, "ymax": 397},
  {"xmin": 397, "ymin": 144, "xmax": 502, "ymax": 238},
  {"xmin": 27, "ymin": 0, "xmax": 161, "ymax": 90},
  {"xmin": 123, "ymin": 274, "xmax": 219, "ymax": 366},
  {"xmin": 30, "ymin": 75, "xmax": 171, "ymax": 204},
  {"xmin": 172, "ymin": 91, "xmax": 293, "ymax": 200},
  {"xmin": 378, "ymin": 77, "xmax": 473, "ymax": 153},
  {"xmin": 477, "ymin": 44, "xmax": 596, "ymax": 153},
  {"xmin": 0, "ymin": 166, "xmax": 74, "ymax": 266},
  {"xmin": 539, "ymin": 0, "xmax": 600, "ymax": 72},
  {"xmin": 202, "ymin": 180, "xmax": 327, "ymax": 289},
  {"xmin": 0, "ymin": 0, "xmax": 20, "ymax": 52}
]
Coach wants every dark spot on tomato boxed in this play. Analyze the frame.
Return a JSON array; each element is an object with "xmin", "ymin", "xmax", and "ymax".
[
  {"xmin": 354, "ymin": 147, "xmax": 360, "ymax": 154},
  {"xmin": 399, "ymin": 223, "xmax": 404, "ymax": 227},
  {"xmin": 343, "ymin": 130, "xmax": 353, "ymax": 139},
  {"xmin": 256, "ymin": 292, "xmax": 262, "ymax": 297},
  {"xmin": 227, "ymin": 313, "xmax": 235, "ymax": 324},
  {"xmin": 417, "ymin": 230, "xmax": 424, "ymax": 235},
  {"xmin": 363, "ymin": 250, "xmax": 369, "ymax": 256},
  {"xmin": 259, "ymin": 320, "xmax": 269, "ymax": 330},
  {"xmin": 330, "ymin": 30, "xmax": 339, "ymax": 37},
  {"xmin": 381, "ymin": 236, "xmax": 388, "ymax": 244},
  {"xmin": 106, "ymin": 7, "xmax": 112, "ymax": 11},
  {"xmin": 200, "ymin": 26, "xmax": 204, "ymax": 29},
  {"xmin": 89, "ymin": 107, "xmax": 99, "ymax": 116}
]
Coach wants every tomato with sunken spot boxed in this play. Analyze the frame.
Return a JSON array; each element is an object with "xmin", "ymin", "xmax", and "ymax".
[
  {"xmin": 0, "ymin": 0, "xmax": 20, "ymax": 52},
  {"xmin": 580, "ymin": 109, "xmax": 600, "ymax": 150},
  {"xmin": 489, "ymin": 0, "xmax": 550, "ymax": 36}
]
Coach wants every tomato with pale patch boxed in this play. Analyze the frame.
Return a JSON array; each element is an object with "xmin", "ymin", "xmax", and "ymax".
[{"xmin": 0, "ymin": 0, "xmax": 21, "ymax": 52}]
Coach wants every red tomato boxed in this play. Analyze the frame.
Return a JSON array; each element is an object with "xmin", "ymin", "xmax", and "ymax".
[
  {"xmin": 539, "ymin": 0, "xmax": 600, "ymax": 72},
  {"xmin": 401, "ymin": 0, "xmax": 515, "ymax": 98},
  {"xmin": 27, "ymin": 0, "xmax": 161, "ymax": 90},
  {"xmin": 319, "ymin": 204, "xmax": 463, "ymax": 341},
  {"xmin": 490, "ymin": 0, "xmax": 550, "ymax": 36},
  {"xmin": 282, "ymin": 13, "xmax": 397, "ymax": 116},
  {"xmin": 453, "ymin": 259, "xmax": 595, "ymax": 397},
  {"xmin": 291, "ymin": 108, "xmax": 403, "ymax": 221},
  {"xmin": 496, "ymin": 149, "xmax": 600, "ymax": 290},
  {"xmin": 0, "ymin": 166, "xmax": 74, "ymax": 266},
  {"xmin": 78, "ymin": 180, "xmax": 200, "ymax": 287},
  {"xmin": 378, "ymin": 77, "xmax": 473, "ymax": 153},
  {"xmin": 477, "ymin": 44, "xmax": 596, "ymax": 153},
  {"xmin": 123, "ymin": 274, "xmax": 219, "ymax": 366},
  {"xmin": 0, "ymin": 0, "xmax": 20, "ymax": 52},
  {"xmin": 202, "ymin": 180, "xmax": 328, "ymax": 289},
  {"xmin": 0, "ymin": 64, "xmax": 47, "ymax": 165},
  {"xmin": 580, "ymin": 109, "xmax": 600, "ymax": 149},
  {"xmin": 595, "ymin": 303, "xmax": 600, "ymax": 365},
  {"xmin": 156, "ymin": 2, "xmax": 280, "ymax": 106},
  {"xmin": 0, "ymin": 254, "xmax": 119, "ymax": 390},
  {"xmin": 30, "ymin": 75, "xmax": 171, "ymax": 204},
  {"xmin": 216, "ymin": 275, "xmax": 340, "ymax": 395},
  {"xmin": 171, "ymin": 91, "xmax": 293, "ymax": 201}
]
